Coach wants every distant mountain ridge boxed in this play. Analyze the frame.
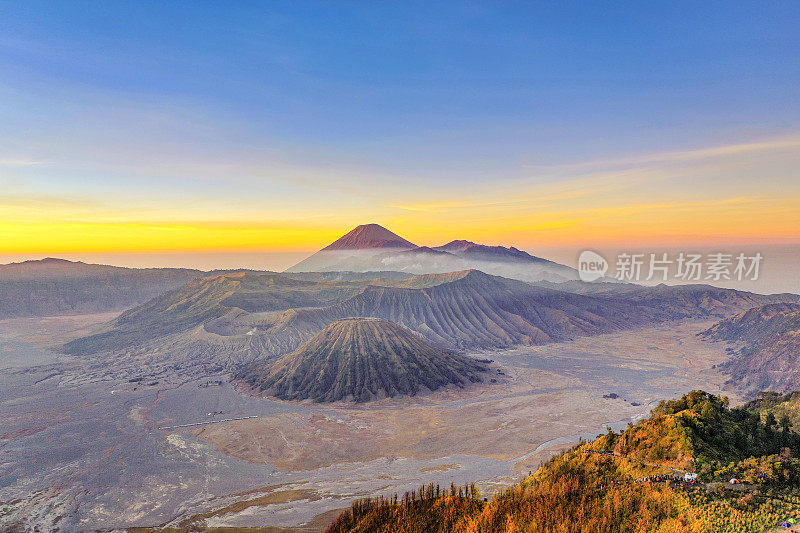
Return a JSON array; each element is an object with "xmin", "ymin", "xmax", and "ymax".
[
  {"xmin": 253, "ymin": 269, "xmax": 663, "ymax": 351},
  {"xmin": 235, "ymin": 317, "xmax": 489, "ymax": 402},
  {"xmin": 62, "ymin": 272, "xmax": 367, "ymax": 356},
  {"xmin": 0, "ymin": 258, "xmax": 203, "ymax": 318},
  {"xmin": 286, "ymin": 223, "xmax": 579, "ymax": 282},
  {"xmin": 434, "ymin": 239, "xmax": 550, "ymax": 264}
]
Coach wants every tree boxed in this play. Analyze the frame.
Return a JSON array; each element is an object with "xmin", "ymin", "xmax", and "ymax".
[
  {"xmin": 780, "ymin": 447, "xmax": 792, "ymax": 462},
  {"xmin": 780, "ymin": 414, "xmax": 792, "ymax": 433}
]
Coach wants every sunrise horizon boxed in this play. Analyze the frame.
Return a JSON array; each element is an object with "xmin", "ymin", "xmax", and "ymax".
[{"xmin": 3, "ymin": 3, "xmax": 799, "ymax": 262}]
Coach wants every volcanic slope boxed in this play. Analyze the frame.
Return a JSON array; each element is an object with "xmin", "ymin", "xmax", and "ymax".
[
  {"xmin": 285, "ymin": 223, "xmax": 579, "ymax": 282},
  {"xmin": 256, "ymin": 270, "xmax": 669, "ymax": 352},
  {"xmin": 255, "ymin": 270, "xmax": 795, "ymax": 354},
  {"xmin": 701, "ymin": 302, "xmax": 800, "ymax": 393},
  {"xmin": 63, "ymin": 272, "xmax": 367, "ymax": 356},
  {"xmin": 321, "ymin": 223, "xmax": 417, "ymax": 250},
  {"xmin": 287, "ymin": 223, "xmax": 417, "ymax": 272},
  {"xmin": 66, "ymin": 270, "xmax": 797, "ymax": 376},
  {"xmin": 67, "ymin": 269, "xmax": 640, "ymax": 358},
  {"xmin": 235, "ymin": 318, "xmax": 489, "ymax": 402}
]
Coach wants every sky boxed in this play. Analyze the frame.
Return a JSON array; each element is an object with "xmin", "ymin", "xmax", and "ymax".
[{"xmin": 1, "ymin": 1, "xmax": 800, "ymax": 269}]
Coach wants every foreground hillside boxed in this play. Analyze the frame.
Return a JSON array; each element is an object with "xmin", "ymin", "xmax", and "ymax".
[
  {"xmin": 745, "ymin": 390, "xmax": 800, "ymax": 436},
  {"xmin": 328, "ymin": 391, "xmax": 800, "ymax": 532},
  {"xmin": 701, "ymin": 303, "xmax": 800, "ymax": 393},
  {"xmin": 235, "ymin": 318, "xmax": 489, "ymax": 402}
]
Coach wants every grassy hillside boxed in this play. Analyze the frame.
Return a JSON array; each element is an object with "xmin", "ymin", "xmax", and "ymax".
[
  {"xmin": 234, "ymin": 318, "xmax": 489, "ymax": 402},
  {"xmin": 328, "ymin": 391, "xmax": 800, "ymax": 532}
]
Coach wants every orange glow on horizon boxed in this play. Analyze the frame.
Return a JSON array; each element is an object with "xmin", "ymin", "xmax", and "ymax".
[
  {"xmin": 2, "ymin": 193, "xmax": 798, "ymax": 254},
  {"xmin": 3, "ymin": 132, "xmax": 798, "ymax": 256}
]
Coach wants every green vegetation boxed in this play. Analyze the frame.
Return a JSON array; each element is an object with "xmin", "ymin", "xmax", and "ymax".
[
  {"xmin": 644, "ymin": 391, "xmax": 800, "ymax": 478},
  {"xmin": 746, "ymin": 391, "xmax": 800, "ymax": 432},
  {"xmin": 328, "ymin": 390, "xmax": 800, "ymax": 532}
]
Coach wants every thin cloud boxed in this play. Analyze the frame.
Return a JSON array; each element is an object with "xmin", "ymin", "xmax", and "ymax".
[
  {"xmin": 0, "ymin": 158, "xmax": 44, "ymax": 167},
  {"xmin": 391, "ymin": 134, "xmax": 800, "ymax": 216},
  {"xmin": 0, "ymin": 192, "xmax": 90, "ymax": 209},
  {"xmin": 523, "ymin": 134, "xmax": 800, "ymax": 173},
  {"xmin": 392, "ymin": 168, "xmax": 655, "ymax": 213}
]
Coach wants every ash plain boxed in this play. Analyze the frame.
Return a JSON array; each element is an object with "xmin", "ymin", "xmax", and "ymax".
[{"xmin": 0, "ymin": 315, "xmax": 734, "ymax": 531}]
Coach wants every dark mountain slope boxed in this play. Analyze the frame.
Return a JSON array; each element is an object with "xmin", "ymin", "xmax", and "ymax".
[
  {"xmin": 562, "ymin": 282, "xmax": 798, "ymax": 318},
  {"xmin": 433, "ymin": 239, "xmax": 557, "ymax": 265},
  {"xmin": 235, "ymin": 318, "xmax": 489, "ymax": 402},
  {"xmin": 254, "ymin": 271, "xmax": 790, "ymax": 356},
  {"xmin": 701, "ymin": 303, "xmax": 800, "ymax": 392},
  {"xmin": 282, "ymin": 271, "xmax": 413, "ymax": 283},
  {"xmin": 68, "ymin": 269, "xmax": 623, "ymax": 358},
  {"xmin": 287, "ymin": 224, "xmax": 417, "ymax": 272}
]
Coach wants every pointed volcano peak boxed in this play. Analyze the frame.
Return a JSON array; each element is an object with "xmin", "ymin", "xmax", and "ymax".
[{"xmin": 321, "ymin": 223, "xmax": 416, "ymax": 251}]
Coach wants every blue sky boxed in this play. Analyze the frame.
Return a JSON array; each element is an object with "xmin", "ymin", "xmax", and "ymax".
[{"xmin": 1, "ymin": 1, "xmax": 799, "ymax": 256}]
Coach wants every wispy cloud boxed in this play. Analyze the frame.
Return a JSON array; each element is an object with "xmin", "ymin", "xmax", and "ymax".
[
  {"xmin": 523, "ymin": 134, "xmax": 800, "ymax": 174},
  {"xmin": 0, "ymin": 158, "xmax": 44, "ymax": 167},
  {"xmin": 391, "ymin": 167, "xmax": 657, "ymax": 213},
  {"xmin": 0, "ymin": 192, "xmax": 91, "ymax": 209},
  {"xmin": 392, "ymin": 133, "xmax": 800, "ymax": 215}
]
